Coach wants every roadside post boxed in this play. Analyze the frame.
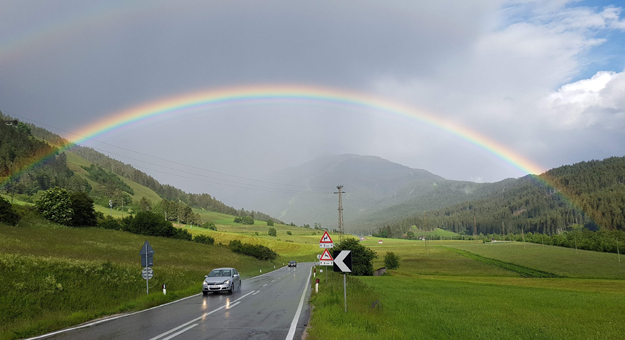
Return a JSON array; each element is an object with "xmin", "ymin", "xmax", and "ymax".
[
  {"xmin": 162, "ymin": 284, "xmax": 166, "ymax": 295},
  {"xmin": 140, "ymin": 240, "xmax": 154, "ymax": 295},
  {"xmin": 319, "ymin": 231, "xmax": 334, "ymax": 284},
  {"xmin": 333, "ymin": 250, "xmax": 352, "ymax": 312}
]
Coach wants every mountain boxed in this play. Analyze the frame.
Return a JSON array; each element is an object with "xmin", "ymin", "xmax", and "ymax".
[
  {"xmin": 383, "ymin": 156, "xmax": 625, "ymax": 237},
  {"xmin": 226, "ymin": 154, "xmax": 497, "ymax": 231}
]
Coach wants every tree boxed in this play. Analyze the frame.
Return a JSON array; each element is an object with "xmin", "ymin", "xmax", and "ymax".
[
  {"xmin": 242, "ymin": 216, "xmax": 254, "ymax": 225},
  {"xmin": 70, "ymin": 191, "xmax": 97, "ymax": 227},
  {"xmin": 268, "ymin": 227, "xmax": 277, "ymax": 237},
  {"xmin": 334, "ymin": 238, "xmax": 377, "ymax": 276},
  {"xmin": 0, "ymin": 196, "xmax": 19, "ymax": 225},
  {"xmin": 138, "ymin": 196, "xmax": 152, "ymax": 211},
  {"xmin": 267, "ymin": 219, "xmax": 274, "ymax": 226},
  {"xmin": 384, "ymin": 251, "xmax": 400, "ymax": 270},
  {"xmin": 35, "ymin": 187, "xmax": 73, "ymax": 225}
]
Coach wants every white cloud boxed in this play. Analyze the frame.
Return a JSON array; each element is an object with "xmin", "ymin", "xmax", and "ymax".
[{"xmin": 544, "ymin": 70, "xmax": 625, "ymax": 130}]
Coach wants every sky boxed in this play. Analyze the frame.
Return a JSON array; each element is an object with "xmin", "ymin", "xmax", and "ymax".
[{"xmin": 1, "ymin": 0, "xmax": 624, "ymax": 206}]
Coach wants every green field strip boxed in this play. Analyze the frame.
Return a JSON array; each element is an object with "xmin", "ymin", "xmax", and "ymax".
[{"xmin": 443, "ymin": 247, "xmax": 563, "ymax": 278}]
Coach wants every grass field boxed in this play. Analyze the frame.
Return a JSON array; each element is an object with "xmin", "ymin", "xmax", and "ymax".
[
  {"xmin": 306, "ymin": 238, "xmax": 625, "ymax": 340},
  {"xmin": 0, "ymin": 208, "xmax": 323, "ymax": 340}
]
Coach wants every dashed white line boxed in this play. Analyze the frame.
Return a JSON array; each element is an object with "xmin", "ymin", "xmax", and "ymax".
[
  {"xmin": 227, "ymin": 302, "xmax": 240, "ymax": 309},
  {"xmin": 150, "ymin": 290, "xmax": 256, "ymax": 340},
  {"xmin": 263, "ymin": 283, "xmax": 268, "ymax": 287},
  {"xmin": 252, "ymin": 291, "xmax": 260, "ymax": 295},
  {"xmin": 160, "ymin": 324, "xmax": 198, "ymax": 340}
]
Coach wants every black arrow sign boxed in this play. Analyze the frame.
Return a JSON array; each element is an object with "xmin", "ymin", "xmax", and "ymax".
[{"xmin": 333, "ymin": 250, "xmax": 352, "ymax": 273}]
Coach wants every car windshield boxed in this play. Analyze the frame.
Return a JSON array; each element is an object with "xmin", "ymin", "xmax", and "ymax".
[{"xmin": 208, "ymin": 269, "xmax": 231, "ymax": 277}]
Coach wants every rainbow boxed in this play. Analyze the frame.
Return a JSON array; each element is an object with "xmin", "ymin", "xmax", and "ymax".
[{"xmin": 5, "ymin": 84, "xmax": 550, "ymax": 190}]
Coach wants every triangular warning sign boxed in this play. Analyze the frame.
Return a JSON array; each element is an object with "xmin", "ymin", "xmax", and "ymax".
[
  {"xmin": 320, "ymin": 249, "xmax": 334, "ymax": 261},
  {"xmin": 320, "ymin": 231, "xmax": 333, "ymax": 244}
]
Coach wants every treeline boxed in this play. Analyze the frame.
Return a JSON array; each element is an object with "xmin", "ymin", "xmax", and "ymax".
[
  {"xmin": 385, "ymin": 156, "xmax": 625, "ymax": 236},
  {"xmin": 481, "ymin": 229, "xmax": 625, "ymax": 254}
]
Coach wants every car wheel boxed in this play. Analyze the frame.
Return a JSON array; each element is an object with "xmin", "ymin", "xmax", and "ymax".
[
  {"xmin": 228, "ymin": 285, "xmax": 233, "ymax": 295},
  {"xmin": 203, "ymin": 291, "xmax": 208, "ymax": 296}
]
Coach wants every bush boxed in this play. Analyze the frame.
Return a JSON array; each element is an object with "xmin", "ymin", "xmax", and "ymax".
[
  {"xmin": 70, "ymin": 191, "xmax": 97, "ymax": 227},
  {"xmin": 242, "ymin": 216, "xmax": 254, "ymax": 225},
  {"xmin": 267, "ymin": 219, "xmax": 274, "ymax": 226},
  {"xmin": 384, "ymin": 251, "xmax": 400, "ymax": 270},
  {"xmin": 35, "ymin": 187, "xmax": 73, "ymax": 225},
  {"xmin": 228, "ymin": 240, "xmax": 277, "ymax": 260},
  {"xmin": 287, "ymin": 231, "xmax": 292, "ymax": 235},
  {"xmin": 193, "ymin": 234, "xmax": 215, "ymax": 245},
  {"xmin": 200, "ymin": 222, "xmax": 217, "ymax": 230},
  {"xmin": 98, "ymin": 216, "xmax": 121, "ymax": 230},
  {"xmin": 121, "ymin": 211, "xmax": 192, "ymax": 241},
  {"xmin": 268, "ymin": 227, "xmax": 277, "ymax": 236},
  {"xmin": 0, "ymin": 196, "xmax": 20, "ymax": 225},
  {"xmin": 335, "ymin": 238, "xmax": 378, "ymax": 276}
]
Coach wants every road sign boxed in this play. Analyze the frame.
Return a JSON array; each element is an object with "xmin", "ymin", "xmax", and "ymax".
[
  {"xmin": 319, "ymin": 249, "xmax": 334, "ymax": 266},
  {"xmin": 319, "ymin": 231, "xmax": 334, "ymax": 248},
  {"xmin": 333, "ymin": 250, "xmax": 352, "ymax": 273},
  {"xmin": 317, "ymin": 254, "xmax": 321, "ymax": 259},
  {"xmin": 109, "ymin": 200, "xmax": 112, "ymax": 208},
  {"xmin": 140, "ymin": 240, "xmax": 155, "ymax": 267},
  {"xmin": 141, "ymin": 268, "xmax": 154, "ymax": 280}
]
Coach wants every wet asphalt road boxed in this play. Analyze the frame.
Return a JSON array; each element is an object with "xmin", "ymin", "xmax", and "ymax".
[{"xmin": 31, "ymin": 263, "xmax": 313, "ymax": 340}]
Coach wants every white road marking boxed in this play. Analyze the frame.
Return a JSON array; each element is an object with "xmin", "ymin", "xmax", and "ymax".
[
  {"xmin": 263, "ymin": 283, "xmax": 268, "ymax": 287},
  {"xmin": 160, "ymin": 324, "xmax": 198, "ymax": 340},
  {"xmin": 150, "ymin": 290, "xmax": 256, "ymax": 340},
  {"xmin": 24, "ymin": 266, "xmax": 288, "ymax": 340},
  {"xmin": 252, "ymin": 291, "xmax": 260, "ymax": 295},
  {"xmin": 285, "ymin": 266, "xmax": 312, "ymax": 340},
  {"xmin": 227, "ymin": 301, "xmax": 240, "ymax": 309}
]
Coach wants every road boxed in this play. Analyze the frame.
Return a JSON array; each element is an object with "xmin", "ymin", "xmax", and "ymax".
[{"xmin": 29, "ymin": 263, "xmax": 313, "ymax": 340}]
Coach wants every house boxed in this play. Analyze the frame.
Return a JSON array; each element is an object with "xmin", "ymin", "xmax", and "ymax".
[
  {"xmin": 3, "ymin": 120, "xmax": 18, "ymax": 127},
  {"xmin": 378, "ymin": 240, "xmax": 383, "ymax": 244}
]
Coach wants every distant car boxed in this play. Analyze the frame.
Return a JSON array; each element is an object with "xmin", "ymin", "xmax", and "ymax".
[
  {"xmin": 203, "ymin": 267, "xmax": 241, "ymax": 295},
  {"xmin": 288, "ymin": 260, "xmax": 297, "ymax": 267}
]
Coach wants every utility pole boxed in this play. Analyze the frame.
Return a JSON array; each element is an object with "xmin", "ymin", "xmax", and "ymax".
[{"xmin": 334, "ymin": 185, "xmax": 345, "ymax": 242}]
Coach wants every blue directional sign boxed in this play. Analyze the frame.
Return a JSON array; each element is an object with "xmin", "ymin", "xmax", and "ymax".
[{"xmin": 140, "ymin": 240, "xmax": 154, "ymax": 267}]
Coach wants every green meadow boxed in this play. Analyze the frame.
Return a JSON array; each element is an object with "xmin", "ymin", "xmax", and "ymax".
[
  {"xmin": 0, "ymin": 209, "xmax": 325, "ymax": 340},
  {"xmin": 306, "ymin": 237, "xmax": 625, "ymax": 340}
]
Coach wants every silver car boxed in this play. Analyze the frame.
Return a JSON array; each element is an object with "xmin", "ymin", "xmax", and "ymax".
[{"xmin": 202, "ymin": 267, "xmax": 241, "ymax": 295}]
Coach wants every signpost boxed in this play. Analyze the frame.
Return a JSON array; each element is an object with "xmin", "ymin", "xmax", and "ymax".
[
  {"xmin": 319, "ymin": 249, "xmax": 334, "ymax": 266},
  {"xmin": 333, "ymin": 250, "xmax": 352, "ymax": 312},
  {"xmin": 319, "ymin": 232, "xmax": 334, "ymax": 283},
  {"xmin": 319, "ymin": 231, "xmax": 334, "ymax": 248},
  {"xmin": 139, "ymin": 241, "xmax": 155, "ymax": 294}
]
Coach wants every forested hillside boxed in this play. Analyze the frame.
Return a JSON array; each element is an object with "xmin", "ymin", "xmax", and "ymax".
[
  {"xmin": 0, "ymin": 113, "xmax": 280, "ymax": 222},
  {"xmin": 383, "ymin": 157, "xmax": 625, "ymax": 237}
]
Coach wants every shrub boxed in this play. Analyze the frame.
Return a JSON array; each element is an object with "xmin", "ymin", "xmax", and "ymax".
[
  {"xmin": 121, "ymin": 211, "xmax": 192, "ymax": 241},
  {"xmin": 287, "ymin": 231, "xmax": 292, "ymax": 235},
  {"xmin": 200, "ymin": 222, "xmax": 217, "ymax": 230},
  {"xmin": 242, "ymin": 216, "xmax": 254, "ymax": 225},
  {"xmin": 267, "ymin": 219, "xmax": 274, "ymax": 226},
  {"xmin": 268, "ymin": 227, "xmax": 277, "ymax": 237},
  {"xmin": 99, "ymin": 216, "xmax": 121, "ymax": 230},
  {"xmin": 193, "ymin": 234, "xmax": 215, "ymax": 245},
  {"xmin": 335, "ymin": 238, "xmax": 378, "ymax": 276},
  {"xmin": 228, "ymin": 240, "xmax": 277, "ymax": 260},
  {"xmin": 233, "ymin": 217, "xmax": 242, "ymax": 223},
  {"xmin": 384, "ymin": 251, "xmax": 400, "ymax": 270},
  {"xmin": 35, "ymin": 187, "xmax": 73, "ymax": 225},
  {"xmin": 70, "ymin": 191, "xmax": 97, "ymax": 227},
  {"xmin": 0, "ymin": 196, "xmax": 20, "ymax": 225}
]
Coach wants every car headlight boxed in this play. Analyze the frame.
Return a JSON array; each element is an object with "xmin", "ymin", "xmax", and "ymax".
[{"xmin": 223, "ymin": 280, "xmax": 230, "ymax": 285}]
